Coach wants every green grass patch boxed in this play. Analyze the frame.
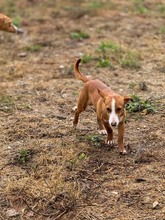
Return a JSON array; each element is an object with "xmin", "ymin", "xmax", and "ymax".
[
  {"xmin": 16, "ymin": 149, "xmax": 34, "ymax": 165},
  {"xmin": 133, "ymin": 0, "xmax": 148, "ymax": 14},
  {"xmin": 67, "ymin": 152, "xmax": 87, "ymax": 169},
  {"xmin": 97, "ymin": 58, "xmax": 112, "ymax": 68},
  {"xmin": 120, "ymin": 51, "xmax": 140, "ymax": 69},
  {"xmin": 0, "ymin": 95, "xmax": 32, "ymax": 112},
  {"xmin": 88, "ymin": 0, "xmax": 105, "ymax": 10},
  {"xmin": 70, "ymin": 31, "xmax": 90, "ymax": 40},
  {"xmin": 126, "ymin": 95, "xmax": 155, "ymax": 114},
  {"xmin": 95, "ymin": 40, "xmax": 141, "ymax": 69},
  {"xmin": 0, "ymin": 95, "xmax": 16, "ymax": 112},
  {"xmin": 97, "ymin": 41, "xmax": 120, "ymax": 58},
  {"xmin": 81, "ymin": 54, "xmax": 93, "ymax": 63},
  {"xmin": 78, "ymin": 134, "xmax": 103, "ymax": 147},
  {"xmin": 129, "ymin": 82, "xmax": 136, "ymax": 90},
  {"xmin": 157, "ymin": 4, "xmax": 165, "ymax": 16},
  {"xmin": 25, "ymin": 44, "xmax": 42, "ymax": 52},
  {"xmin": 12, "ymin": 16, "xmax": 21, "ymax": 27}
]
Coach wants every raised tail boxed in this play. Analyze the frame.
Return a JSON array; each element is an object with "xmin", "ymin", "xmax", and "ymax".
[{"xmin": 74, "ymin": 59, "xmax": 89, "ymax": 83}]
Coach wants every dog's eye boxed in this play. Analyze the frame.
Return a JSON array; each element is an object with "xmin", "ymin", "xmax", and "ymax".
[
  {"xmin": 107, "ymin": 108, "xmax": 111, "ymax": 112},
  {"xmin": 117, "ymin": 107, "xmax": 122, "ymax": 111}
]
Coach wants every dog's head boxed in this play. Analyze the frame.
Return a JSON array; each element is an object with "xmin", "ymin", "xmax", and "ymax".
[{"xmin": 98, "ymin": 90, "xmax": 132, "ymax": 127}]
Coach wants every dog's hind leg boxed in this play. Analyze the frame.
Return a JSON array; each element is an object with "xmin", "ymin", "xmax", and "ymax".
[{"xmin": 73, "ymin": 88, "xmax": 88, "ymax": 127}]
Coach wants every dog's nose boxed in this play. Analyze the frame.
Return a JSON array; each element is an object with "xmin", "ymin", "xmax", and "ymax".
[{"xmin": 111, "ymin": 122, "xmax": 117, "ymax": 127}]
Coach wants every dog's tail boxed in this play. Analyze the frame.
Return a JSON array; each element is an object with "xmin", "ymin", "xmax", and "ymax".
[{"xmin": 74, "ymin": 59, "xmax": 89, "ymax": 83}]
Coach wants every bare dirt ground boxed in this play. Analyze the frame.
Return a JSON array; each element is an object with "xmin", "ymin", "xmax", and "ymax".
[{"xmin": 0, "ymin": 1, "xmax": 165, "ymax": 219}]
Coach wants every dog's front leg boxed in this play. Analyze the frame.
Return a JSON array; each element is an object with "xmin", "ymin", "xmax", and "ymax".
[
  {"xmin": 118, "ymin": 122, "xmax": 127, "ymax": 154},
  {"xmin": 103, "ymin": 122, "xmax": 114, "ymax": 146},
  {"xmin": 97, "ymin": 117, "xmax": 107, "ymax": 134}
]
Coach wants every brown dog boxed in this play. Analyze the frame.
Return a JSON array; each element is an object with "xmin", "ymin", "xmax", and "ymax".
[{"xmin": 73, "ymin": 59, "xmax": 132, "ymax": 154}]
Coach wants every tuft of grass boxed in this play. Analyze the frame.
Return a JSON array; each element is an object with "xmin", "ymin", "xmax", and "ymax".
[
  {"xmin": 12, "ymin": 16, "xmax": 21, "ymax": 27},
  {"xmin": 0, "ymin": 95, "xmax": 16, "ymax": 112},
  {"xmin": 97, "ymin": 41, "xmax": 120, "ymax": 58},
  {"xmin": 95, "ymin": 41, "xmax": 141, "ymax": 69},
  {"xmin": 120, "ymin": 51, "xmax": 140, "ymax": 69},
  {"xmin": 25, "ymin": 44, "xmax": 42, "ymax": 52},
  {"xmin": 129, "ymin": 82, "xmax": 136, "ymax": 90},
  {"xmin": 78, "ymin": 134, "xmax": 103, "ymax": 147},
  {"xmin": 78, "ymin": 152, "xmax": 86, "ymax": 160},
  {"xmin": 19, "ymin": 103, "xmax": 32, "ymax": 111},
  {"xmin": 126, "ymin": 95, "xmax": 155, "ymax": 114},
  {"xmin": 67, "ymin": 152, "xmax": 87, "ymax": 169},
  {"xmin": 97, "ymin": 58, "xmax": 112, "ymax": 68},
  {"xmin": 17, "ymin": 149, "xmax": 34, "ymax": 165},
  {"xmin": 134, "ymin": 0, "xmax": 148, "ymax": 14},
  {"xmin": 70, "ymin": 31, "xmax": 90, "ymax": 40},
  {"xmin": 81, "ymin": 54, "xmax": 93, "ymax": 63},
  {"xmin": 88, "ymin": 0, "xmax": 105, "ymax": 10},
  {"xmin": 157, "ymin": 4, "xmax": 165, "ymax": 16}
]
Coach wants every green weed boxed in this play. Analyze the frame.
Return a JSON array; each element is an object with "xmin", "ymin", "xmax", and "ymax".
[
  {"xmin": 157, "ymin": 4, "xmax": 165, "ymax": 16},
  {"xmin": 0, "ymin": 95, "xmax": 15, "ymax": 112},
  {"xmin": 126, "ymin": 95, "xmax": 155, "ymax": 114},
  {"xmin": 97, "ymin": 58, "xmax": 112, "ymax": 68},
  {"xmin": 129, "ymin": 82, "xmax": 136, "ymax": 90},
  {"xmin": 19, "ymin": 103, "xmax": 32, "ymax": 111},
  {"xmin": 17, "ymin": 149, "xmax": 34, "ymax": 165},
  {"xmin": 81, "ymin": 54, "xmax": 93, "ymax": 63},
  {"xmin": 97, "ymin": 41, "xmax": 120, "ymax": 58},
  {"xmin": 70, "ymin": 31, "xmax": 90, "ymax": 40},
  {"xmin": 88, "ymin": 0, "xmax": 104, "ymax": 10},
  {"xmin": 78, "ymin": 152, "xmax": 86, "ymax": 160},
  {"xmin": 96, "ymin": 41, "xmax": 141, "ymax": 69},
  {"xmin": 134, "ymin": 0, "xmax": 148, "ymax": 14},
  {"xmin": 12, "ymin": 16, "xmax": 21, "ymax": 27},
  {"xmin": 25, "ymin": 44, "xmax": 42, "ymax": 52},
  {"xmin": 67, "ymin": 152, "xmax": 86, "ymax": 169},
  {"xmin": 120, "ymin": 51, "xmax": 140, "ymax": 69},
  {"xmin": 79, "ymin": 134, "xmax": 103, "ymax": 147}
]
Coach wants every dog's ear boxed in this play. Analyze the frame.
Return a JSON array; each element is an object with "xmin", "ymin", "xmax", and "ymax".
[
  {"xmin": 98, "ymin": 89, "xmax": 107, "ymax": 101},
  {"xmin": 123, "ymin": 96, "xmax": 133, "ymax": 104}
]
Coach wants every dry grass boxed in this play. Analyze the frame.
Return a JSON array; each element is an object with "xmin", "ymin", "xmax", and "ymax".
[{"xmin": 0, "ymin": 0, "xmax": 165, "ymax": 219}]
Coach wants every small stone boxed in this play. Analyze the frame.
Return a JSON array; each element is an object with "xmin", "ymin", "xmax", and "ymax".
[
  {"xmin": 153, "ymin": 201, "xmax": 159, "ymax": 209},
  {"xmin": 59, "ymin": 65, "xmax": 64, "ymax": 69},
  {"xmin": 18, "ymin": 52, "xmax": 27, "ymax": 58},
  {"xmin": 111, "ymin": 191, "xmax": 118, "ymax": 195},
  {"xmin": 6, "ymin": 208, "xmax": 19, "ymax": 217}
]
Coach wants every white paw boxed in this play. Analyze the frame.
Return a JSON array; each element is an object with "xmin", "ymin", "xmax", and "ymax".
[
  {"xmin": 120, "ymin": 149, "xmax": 127, "ymax": 154},
  {"xmin": 99, "ymin": 129, "xmax": 107, "ymax": 135},
  {"xmin": 106, "ymin": 140, "xmax": 114, "ymax": 147}
]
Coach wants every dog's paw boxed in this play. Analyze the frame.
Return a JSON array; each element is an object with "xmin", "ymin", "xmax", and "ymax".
[
  {"xmin": 106, "ymin": 140, "xmax": 114, "ymax": 147},
  {"xmin": 99, "ymin": 129, "xmax": 107, "ymax": 135},
  {"xmin": 119, "ymin": 149, "xmax": 127, "ymax": 155}
]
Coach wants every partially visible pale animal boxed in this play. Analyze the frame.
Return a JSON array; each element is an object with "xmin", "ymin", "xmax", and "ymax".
[{"xmin": 0, "ymin": 13, "xmax": 23, "ymax": 34}]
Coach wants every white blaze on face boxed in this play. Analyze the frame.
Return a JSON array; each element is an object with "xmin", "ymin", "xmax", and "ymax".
[{"xmin": 109, "ymin": 98, "xmax": 119, "ymax": 126}]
